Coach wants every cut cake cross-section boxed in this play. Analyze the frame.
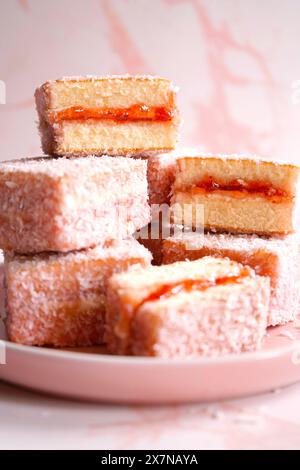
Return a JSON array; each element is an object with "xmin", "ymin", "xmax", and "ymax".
[{"xmin": 171, "ymin": 154, "xmax": 300, "ymax": 235}]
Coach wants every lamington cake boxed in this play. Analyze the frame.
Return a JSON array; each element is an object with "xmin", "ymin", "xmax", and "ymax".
[
  {"xmin": 35, "ymin": 76, "xmax": 179, "ymax": 157},
  {"xmin": 163, "ymin": 232, "xmax": 300, "ymax": 326},
  {"xmin": 171, "ymin": 154, "xmax": 300, "ymax": 235},
  {"xmin": 5, "ymin": 238, "xmax": 152, "ymax": 347},
  {"xmin": 0, "ymin": 155, "xmax": 150, "ymax": 253},
  {"xmin": 105, "ymin": 257, "xmax": 270, "ymax": 358},
  {"xmin": 147, "ymin": 148, "xmax": 200, "ymax": 207}
]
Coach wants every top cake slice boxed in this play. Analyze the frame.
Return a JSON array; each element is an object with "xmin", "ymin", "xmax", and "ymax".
[
  {"xmin": 171, "ymin": 154, "xmax": 300, "ymax": 235},
  {"xmin": 35, "ymin": 75, "xmax": 179, "ymax": 157}
]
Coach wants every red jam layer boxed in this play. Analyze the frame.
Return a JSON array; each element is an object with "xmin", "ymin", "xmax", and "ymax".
[
  {"xmin": 194, "ymin": 176, "xmax": 289, "ymax": 200},
  {"xmin": 51, "ymin": 104, "xmax": 174, "ymax": 123},
  {"xmin": 138, "ymin": 266, "xmax": 251, "ymax": 308}
]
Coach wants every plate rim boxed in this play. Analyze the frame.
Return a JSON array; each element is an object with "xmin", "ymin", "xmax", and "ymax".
[{"xmin": 1, "ymin": 336, "xmax": 298, "ymax": 367}]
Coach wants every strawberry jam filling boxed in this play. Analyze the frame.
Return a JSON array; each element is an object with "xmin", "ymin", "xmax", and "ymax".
[
  {"xmin": 137, "ymin": 266, "xmax": 251, "ymax": 308},
  {"xmin": 51, "ymin": 104, "xmax": 174, "ymax": 123},
  {"xmin": 194, "ymin": 176, "xmax": 289, "ymax": 200}
]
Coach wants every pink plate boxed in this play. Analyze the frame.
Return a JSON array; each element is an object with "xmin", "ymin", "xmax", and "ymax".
[{"xmin": 1, "ymin": 262, "xmax": 300, "ymax": 404}]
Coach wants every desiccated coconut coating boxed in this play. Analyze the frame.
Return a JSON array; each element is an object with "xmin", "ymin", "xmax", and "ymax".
[
  {"xmin": 163, "ymin": 231, "xmax": 300, "ymax": 326},
  {"xmin": 105, "ymin": 257, "xmax": 270, "ymax": 358},
  {"xmin": 135, "ymin": 222, "xmax": 177, "ymax": 265},
  {"xmin": 171, "ymin": 154, "xmax": 300, "ymax": 235},
  {"xmin": 5, "ymin": 238, "xmax": 152, "ymax": 347},
  {"xmin": 147, "ymin": 152, "xmax": 178, "ymax": 206},
  {"xmin": 0, "ymin": 155, "xmax": 150, "ymax": 253}
]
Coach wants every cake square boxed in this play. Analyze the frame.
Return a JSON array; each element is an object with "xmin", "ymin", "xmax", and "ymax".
[
  {"xmin": 171, "ymin": 154, "xmax": 300, "ymax": 235},
  {"xmin": 105, "ymin": 257, "xmax": 270, "ymax": 358},
  {"xmin": 136, "ymin": 222, "xmax": 165, "ymax": 266},
  {"xmin": 0, "ymin": 155, "xmax": 150, "ymax": 253},
  {"xmin": 35, "ymin": 76, "xmax": 179, "ymax": 157},
  {"xmin": 163, "ymin": 232, "xmax": 300, "ymax": 326},
  {"xmin": 5, "ymin": 238, "xmax": 152, "ymax": 347}
]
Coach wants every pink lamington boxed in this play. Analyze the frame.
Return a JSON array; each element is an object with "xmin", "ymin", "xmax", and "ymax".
[
  {"xmin": 163, "ymin": 232, "xmax": 300, "ymax": 326},
  {"xmin": 0, "ymin": 155, "xmax": 150, "ymax": 253},
  {"xmin": 5, "ymin": 238, "xmax": 152, "ymax": 347},
  {"xmin": 105, "ymin": 257, "xmax": 270, "ymax": 358}
]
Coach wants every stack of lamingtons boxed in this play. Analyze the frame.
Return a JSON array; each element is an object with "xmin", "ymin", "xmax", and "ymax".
[{"xmin": 1, "ymin": 75, "xmax": 299, "ymax": 359}]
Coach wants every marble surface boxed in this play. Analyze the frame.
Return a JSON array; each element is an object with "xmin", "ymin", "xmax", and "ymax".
[{"xmin": 1, "ymin": 380, "xmax": 300, "ymax": 450}]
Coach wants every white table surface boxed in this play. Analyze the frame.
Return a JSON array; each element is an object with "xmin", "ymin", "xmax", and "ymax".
[{"xmin": 1, "ymin": 380, "xmax": 300, "ymax": 450}]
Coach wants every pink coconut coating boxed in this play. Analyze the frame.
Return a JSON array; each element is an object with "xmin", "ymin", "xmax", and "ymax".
[
  {"xmin": 147, "ymin": 152, "xmax": 178, "ymax": 206},
  {"xmin": 132, "ymin": 278, "xmax": 269, "ymax": 358},
  {"xmin": 163, "ymin": 232, "xmax": 300, "ymax": 326},
  {"xmin": 0, "ymin": 155, "xmax": 150, "ymax": 253},
  {"xmin": 106, "ymin": 257, "xmax": 270, "ymax": 358},
  {"xmin": 5, "ymin": 238, "xmax": 152, "ymax": 347}
]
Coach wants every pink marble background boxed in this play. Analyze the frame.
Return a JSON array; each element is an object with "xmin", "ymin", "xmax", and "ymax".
[{"xmin": 1, "ymin": 0, "xmax": 300, "ymax": 162}]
